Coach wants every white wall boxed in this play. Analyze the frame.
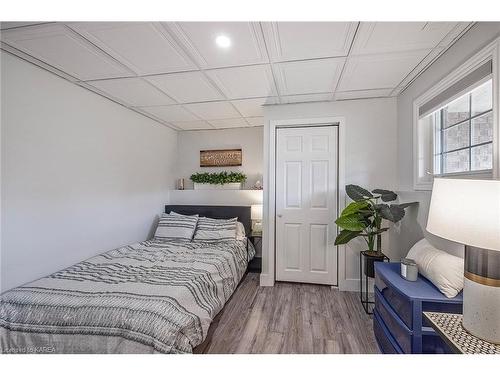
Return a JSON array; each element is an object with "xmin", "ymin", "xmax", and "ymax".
[
  {"xmin": 394, "ymin": 23, "xmax": 500, "ymax": 259},
  {"xmin": 262, "ymin": 98, "xmax": 398, "ymax": 290},
  {"xmin": 1, "ymin": 52, "xmax": 178, "ymax": 292},
  {"xmin": 176, "ymin": 127, "xmax": 263, "ymax": 189}
]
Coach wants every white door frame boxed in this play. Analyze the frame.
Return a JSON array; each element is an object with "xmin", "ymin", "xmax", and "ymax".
[{"xmin": 261, "ymin": 116, "xmax": 346, "ymax": 288}]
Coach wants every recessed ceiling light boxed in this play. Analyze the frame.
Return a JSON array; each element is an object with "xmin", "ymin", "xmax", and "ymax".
[{"xmin": 215, "ymin": 35, "xmax": 231, "ymax": 48}]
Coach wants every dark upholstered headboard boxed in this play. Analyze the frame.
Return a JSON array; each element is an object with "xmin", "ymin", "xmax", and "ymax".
[{"xmin": 164, "ymin": 205, "xmax": 252, "ymax": 236}]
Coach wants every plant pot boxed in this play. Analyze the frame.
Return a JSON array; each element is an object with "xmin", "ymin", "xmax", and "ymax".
[
  {"xmin": 362, "ymin": 251, "xmax": 386, "ymax": 278},
  {"xmin": 193, "ymin": 182, "xmax": 242, "ymax": 190}
]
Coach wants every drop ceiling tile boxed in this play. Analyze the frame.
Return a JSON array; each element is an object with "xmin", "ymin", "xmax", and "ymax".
[
  {"xmin": 1, "ymin": 22, "xmax": 49, "ymax": 30},
  {"xmin": 208, "ymin": 118, "xmax": 249, "ymax": 129},
  {"xmin": 205, "ymin": 65, "xmax": 277, "ymax": 99},
  {"xmin": 1, "ymin": 23, "xmax": 131, "ymax": 80},
  {"xmin": 139, "ymin": 105, "xmax": 199, "ymax": 122},
  {"xmin": 391, "ymin": 45, "xmax": 446, "ymax": 96},
  {"xmin": 172, "ymin": 120, "xmax": 214, "ymax": 130},
  {"xmin": 334, "ymin": 88, "xmax": 393, "ymax": 100},
  {"xmin": 68, "ymin": 22, "xmax": 197, "ymax": 75},
  {"xmin": 280, "ymin": 93, "xmax": 334, "ymax": 104},
  {"xmin": 1, "ymin": 41, "xmax": 79, "ymax": 82},
  {"xmin": 351, "ymin": 22, "xmax": 457, "ymax": 55},
  {"xmin": 262, "ymin": 22, "xmax": 357, "ymax": 61},
  {"xmin": 126, "ymin": 106, "xmax": 176, "ymax": 128},
  {"xmin": 245, "ymin": 117, "xmax": 265, "ymax": 127},
  {"xmin": 338, "ymin": 50, "xmax": 430, "ymax": 91},
  {"xmin": 87, "ymin": 77, "xmax": 175, "ymax": 106},
  {"xmin": 166, "ymin": 22, "xmax": 268, "ymax": 68},
  {"xmin": 184, "ymin": 101, "xmax": 241, "ymax": 120},
  {"xmin": 230, "ymin": 97, "xmax": 270, "ymax": 117},
  {"xmin": 437, "ymin": 22, "xmax": 473, "ymax": 48},
  {"xmin": 274, "ymin": 58, "xmax": 344, "ymax": 96},
  {"xmin": 145, "ymin": 71, "xmax": 224, "ymax": 103}
]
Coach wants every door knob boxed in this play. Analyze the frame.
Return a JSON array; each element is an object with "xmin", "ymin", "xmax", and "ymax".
[{"xmin": 277, "ymin": 214, "xmax": 282, "ymax": 218}]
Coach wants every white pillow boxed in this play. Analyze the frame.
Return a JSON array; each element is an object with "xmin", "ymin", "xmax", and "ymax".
[
  {"xmin": 407, "ymin": 238, "xmax": 464, "ymax": 298},
  {"xmin": 193, "ymin": 217, "xmax": 237, "ymax": 242},
  {"xmin": 154, "ymin": 213, "xmax": 198, "ymax": 241},
  {"xmin": 171, "ymin": 211, "xmax": 245, "ymax": 240},
  {"xmin": 235, "ymin": 222, "xmax": 246, "ymax": 240}
]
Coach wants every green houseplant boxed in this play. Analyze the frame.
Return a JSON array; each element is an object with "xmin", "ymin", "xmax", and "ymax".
[
  {"xmin": 334, "ymin": 184, "xmax": 417, "ymax": 277},
  {"xmin": 190, "ymin": 171, "xmax": 247, "ymax": 190}
]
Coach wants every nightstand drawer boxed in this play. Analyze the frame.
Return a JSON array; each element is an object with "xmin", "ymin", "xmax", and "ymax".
[
  {"xmin": 375, "ymin": 270, "xmax": 413, "ymax": 329},
  {"xmin": 375, "ymin": 288, "xmax": 412, "ymax": 353},
  {"xmin": 373, "ymin": 311, "xmax": 403, "ymax": 354}
]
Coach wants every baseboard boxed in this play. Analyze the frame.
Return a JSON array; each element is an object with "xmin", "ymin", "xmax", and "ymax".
[
  {"xmin": 259, "ymin": 273, "xmax": 274, "ymax": 287},
  {"xmin": 340, "ymin": 278, "xmax": 375, "ymax": 292},
  {"xmin": 258, "ymin": 274, "xmax": 373, "ymax": 291}
]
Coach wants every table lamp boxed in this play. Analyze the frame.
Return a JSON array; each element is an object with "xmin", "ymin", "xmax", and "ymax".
[
  {"xmin": 426, "ymin": 178, "xmax": 500, "ymax": 343},
  {"xmin": 251, "ymin": 204, "xmax": 263, "ymax": 234}
]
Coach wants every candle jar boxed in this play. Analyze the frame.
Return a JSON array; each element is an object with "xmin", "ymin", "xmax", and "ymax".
[{"xmin": 400, "ymin": 258, "xmax": 418, "ymax": 281}]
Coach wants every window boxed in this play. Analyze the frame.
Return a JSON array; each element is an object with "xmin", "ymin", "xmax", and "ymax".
[
  {"xmin": 413, "ymin": 41, "xmax": 499, "ymax": 190},
  {"xmin": 427, "ymin": 79, "xmax": 493, "ymax": 175}
]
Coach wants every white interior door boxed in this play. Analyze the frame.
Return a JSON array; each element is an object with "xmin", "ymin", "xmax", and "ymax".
[{"xmin": 275, "ymin": 126, "xmax": 338, "ymax": 285}]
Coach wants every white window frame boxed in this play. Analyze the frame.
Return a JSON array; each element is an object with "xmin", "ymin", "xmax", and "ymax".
[{"xmin": 413, "ymin": 37, "xmax": 500, "ymax": 190}]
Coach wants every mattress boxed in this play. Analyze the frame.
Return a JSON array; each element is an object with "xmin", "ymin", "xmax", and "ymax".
[{"xmin": 0, "ymin": 238, "xmax": 254, "ymax": 354}]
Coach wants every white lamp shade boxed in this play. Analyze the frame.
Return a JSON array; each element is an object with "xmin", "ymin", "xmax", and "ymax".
[
  {"xmin": 251, "ymin": 204, "xmax": 263, "ymax": 220},
  {"xmin": 426, "ymin": 178, "xmax": 500, "ymax": 251}
]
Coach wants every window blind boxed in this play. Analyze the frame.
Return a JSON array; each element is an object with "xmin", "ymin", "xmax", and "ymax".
[{"xmin": 418, "ymin": 60, "xmax": 493, "ymax": 118}]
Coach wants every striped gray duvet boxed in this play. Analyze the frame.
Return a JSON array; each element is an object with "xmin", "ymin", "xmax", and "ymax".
[{"xmin": 0, "ymin": 238, "xmax": 253, "ymax": 354}]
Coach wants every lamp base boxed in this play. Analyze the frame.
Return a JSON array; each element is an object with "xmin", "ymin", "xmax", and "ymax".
[
  {"xmin": 463, "ymin": 246, "xmax": 500, "ymax": 344},
  {"xmin": 252, "ymin": 221, "xmax": 262, "ymax": 233}
]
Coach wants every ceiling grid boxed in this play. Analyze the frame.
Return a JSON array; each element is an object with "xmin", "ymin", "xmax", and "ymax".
[{"xmin": 0, "ymin": 21, "xmax": 473, "ymax": 130}]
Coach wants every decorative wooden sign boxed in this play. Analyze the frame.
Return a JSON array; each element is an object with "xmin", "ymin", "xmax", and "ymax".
[{"xmin": 200, "ymin": 149, "xmax": 242, "ymax": 167}]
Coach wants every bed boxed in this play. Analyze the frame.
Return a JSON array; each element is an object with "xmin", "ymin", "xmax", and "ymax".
[{"xmin": 0, "ymin": 205, "xmax": 254, "ymax": 354}]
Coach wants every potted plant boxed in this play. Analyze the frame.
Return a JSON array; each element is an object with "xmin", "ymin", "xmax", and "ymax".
[
  {"xmin": 334, "ymin": 184, "xmax": 417, "ymax": 277},
  {"xmin": 190, "ymin": 171, "xmax": 247, "ymax": 190}
]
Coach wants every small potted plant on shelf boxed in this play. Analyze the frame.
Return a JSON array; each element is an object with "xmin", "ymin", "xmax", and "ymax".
[
  {"xmin": 190, "ymin": 171, "xmax": 247, "ymax": 190},
  {"xmin": 334, "ymin": 185, "xmax": 417, "ymax": 277}
]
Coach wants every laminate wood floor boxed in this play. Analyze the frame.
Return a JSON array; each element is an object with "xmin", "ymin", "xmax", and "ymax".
[{"xmin": 196, "ymin": 272, "xmax": 379, "ymax": 354}]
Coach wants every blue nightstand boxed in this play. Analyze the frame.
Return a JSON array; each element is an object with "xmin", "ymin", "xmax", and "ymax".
[{"xmin": 373, "ymin": 262, "xmax": 463, "ymax": 354}]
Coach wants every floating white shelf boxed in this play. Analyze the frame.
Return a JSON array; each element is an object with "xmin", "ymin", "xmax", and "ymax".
[{"xmin": 169, "ymin": 189, "xmax": 263, "ymax": 206}]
